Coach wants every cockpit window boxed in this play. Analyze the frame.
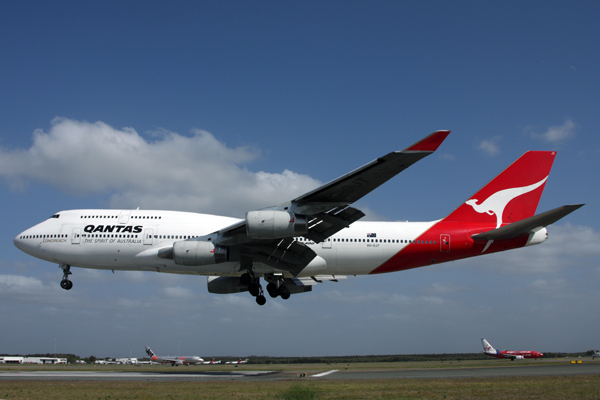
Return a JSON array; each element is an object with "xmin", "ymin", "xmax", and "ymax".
[{"xmin": 49, "ymin": 214, "xmax": 60, "ymax": 219}]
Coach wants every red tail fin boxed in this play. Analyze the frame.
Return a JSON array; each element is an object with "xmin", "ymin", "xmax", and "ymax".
[{"xmin": 444, "ymin": 151, "xmax": 556, "ymax": 227}]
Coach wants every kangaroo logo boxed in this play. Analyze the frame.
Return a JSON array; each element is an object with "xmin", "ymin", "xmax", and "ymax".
[{"xmin": 465, "ymin": 177, "xmax": 548, "ymax": 228}]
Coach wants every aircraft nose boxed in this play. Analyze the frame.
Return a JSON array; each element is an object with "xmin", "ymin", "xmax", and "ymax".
[
  {"xmin": 14, "ymin": 232, "xmax": 27, "ymax": 251},
  {"xmin": 14, "ymin": 230, "xmax": 36, "ymax": 255}
]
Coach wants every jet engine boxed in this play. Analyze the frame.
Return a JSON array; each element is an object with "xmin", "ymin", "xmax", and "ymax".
[
  {"xmin": 207, "ymin": 276, "xmax": 248, "ymax": 294},
  {"xmin": 173, "ymin": 241, "xmax": 227, "ymax": 266},
  {"xmin": 513, "ymin": 355, "xmax": 524, "ymax": 360},
  {"xmin": 246, "ymin": 210, "xmax": 308, "ymax": 239}
]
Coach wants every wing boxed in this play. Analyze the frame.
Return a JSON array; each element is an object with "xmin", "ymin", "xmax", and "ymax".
[{"xmin": 191, "ymin": 131, "xmax": 450, "ymax": 276}]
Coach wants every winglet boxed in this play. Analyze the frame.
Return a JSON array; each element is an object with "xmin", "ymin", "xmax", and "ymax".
[{"xmin": 405, "ymin": 130, "xmax": 451, "ymax": 152}]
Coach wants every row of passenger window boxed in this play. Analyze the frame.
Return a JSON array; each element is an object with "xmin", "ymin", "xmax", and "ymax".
[
  {"xmin": 153, "ymin": 235, "xmax": 198, "ymax": 240},
  {"xmin": 82, "ymin": 234, "xmax": 138, "ymax": 238},
  {"xmin": 327, "ymin": 238, "xmax": 437, "ymax": 245},
  {"xmin": 20, "ymin": 234, "xmax": 67, "ymax": 239},
  {"xmin": 80, "ymin": 215, "xmax": 162, "ymax": 219}
]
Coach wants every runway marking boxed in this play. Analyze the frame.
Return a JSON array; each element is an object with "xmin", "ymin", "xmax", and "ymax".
[{"xmin": 311, "ymin": 370, "xmax": 339, "ymax": 377}]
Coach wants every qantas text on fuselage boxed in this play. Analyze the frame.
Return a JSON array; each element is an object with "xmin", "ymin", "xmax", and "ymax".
[{"xmin": 14, "ymin": 131, "xmax": 583, "ymax": 305}]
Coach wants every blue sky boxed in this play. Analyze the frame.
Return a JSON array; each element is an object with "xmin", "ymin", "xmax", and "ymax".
[{"xmin": 1, "ymin": 1, "xmax": 599, "ymax": 359}]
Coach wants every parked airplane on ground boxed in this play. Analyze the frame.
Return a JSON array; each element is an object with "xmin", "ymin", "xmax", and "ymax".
[
  {"xmin": 225, "ymin": 359, "xmax": 249, "ymax": 364},
  {"xmin": 14, "ymin": 131, "xmax": 583, "ymax": 305},
  {"xmin": 202, "ymin": 358, "xmax": 221, "ymax": 365},
  {"xmin": 481, "ymin": 338, "xmax": 544, "ymax": 360},
  {"xmin": 145, "ymin": 346, "xmax": 204, "ymax": 366},
  {"xmin": 592, "ymin": 351, "xmax": 600, "ymax": 359}
]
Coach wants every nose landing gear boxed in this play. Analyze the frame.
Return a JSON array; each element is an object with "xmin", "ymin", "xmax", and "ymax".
[{"xmin": 59, "ymin": 264, "xmax": 73, "ymax": 290}]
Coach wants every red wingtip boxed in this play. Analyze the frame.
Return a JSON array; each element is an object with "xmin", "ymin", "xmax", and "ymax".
[{"xmin": 405, "ymin": 130, "xmax": 451, "ymax": 152}]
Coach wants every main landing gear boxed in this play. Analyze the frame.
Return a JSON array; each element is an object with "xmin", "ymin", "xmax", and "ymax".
[
  {"xmin": 240, "ymin": 270, "xmax": 291, "ymax": 306},
  {"xmin": 240, "ymin": 271, "xmax": 266, "ymax": 306},
  {"xmin": 59, "ymin": 264, "xmax": 73, "ymax": 290},
  {"xmin": 266, "ymin": 280, "xmax": 290, "ymax": 300}
]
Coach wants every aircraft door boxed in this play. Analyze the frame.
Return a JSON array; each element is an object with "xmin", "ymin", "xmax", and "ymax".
[
  {"xmin": 72, "ymin": 228, "xmax": 81, "ymax": 244},
  {"xmin": 440, "ymin": 234, "xmax": 450, "ymax": 252},
  {"xmin": 143, "ymin": 228, "xmax": 154, "ymax": 245},
  {"xmin": 119, "ymin": 211, "xmax": 131, "ymax": 224}
]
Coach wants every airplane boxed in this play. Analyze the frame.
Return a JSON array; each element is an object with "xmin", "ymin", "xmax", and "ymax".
[
  {"xmin": 144, "ymin": 346, "xmax": 204, "ymax": 366},
  {"xmin": 225, "ymin": 358, "xmax": 249, "ymax": 364},
  {"xmin": 591, "ymin": 351, "xmax": 600, "ymax": 359},
  {"xmin": 481, "ymin": 338, "xmax": 544, "ymax": 360},
  {"xmin": 13, "ymin": 131, "xmax": 584, "ymax": 306},
  {"xmin": 202, "ymin": 358, "xmax": 221, "ymax": 365}
]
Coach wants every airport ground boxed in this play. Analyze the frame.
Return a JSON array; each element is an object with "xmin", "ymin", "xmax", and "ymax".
[{"xmin": 0, "ymin": 358, "xmax": 599, "ymax": 399}]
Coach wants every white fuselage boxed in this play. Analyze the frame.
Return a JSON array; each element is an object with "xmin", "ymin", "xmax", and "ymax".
[{"xmin": 14, "ymin": 209, "xmax": 436, "ymax": 278}]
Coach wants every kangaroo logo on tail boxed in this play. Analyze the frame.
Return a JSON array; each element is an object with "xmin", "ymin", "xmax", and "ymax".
[{"xmin": 465, "ymin": 177, "xmax": 548, "ymax": 228}]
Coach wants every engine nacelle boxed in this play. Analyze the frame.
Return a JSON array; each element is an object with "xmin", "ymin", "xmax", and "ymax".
[
  {"xmin": 513, "ymin": 355, "xmax": 524, "ymax": 360},
  {"xmin": 246, "ymin": 211, "xmax": 308, "ymax": 239},
  {"xmin": 173, "ymin": 241, "xmax": 227, "ymax": 266},
  {"xmin": 207, "ymin": 276, "xmax": 248, "ymax": 294},
  {"xmin": 526, "ymin": 227, "xmax": 548, "ymax": 247}
]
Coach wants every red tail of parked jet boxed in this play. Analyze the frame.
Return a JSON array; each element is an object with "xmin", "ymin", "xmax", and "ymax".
[{"xmin": 482, "ymin": 338, "xmax": 543, "ymax": 360}]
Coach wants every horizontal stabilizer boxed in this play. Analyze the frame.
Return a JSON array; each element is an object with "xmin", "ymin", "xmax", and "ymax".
[{"xmin": 472, "ymin": 204, "xmax": 584, "ymax": 241}]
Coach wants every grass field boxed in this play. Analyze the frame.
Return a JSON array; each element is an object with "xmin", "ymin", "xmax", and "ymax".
[
  {"xmin": 0, "ymin": 360, "xmax": 599, "ymax": 399},
  {"xmin": 0, "ymin": 375, "xmax": 599, "ymax": 399}
]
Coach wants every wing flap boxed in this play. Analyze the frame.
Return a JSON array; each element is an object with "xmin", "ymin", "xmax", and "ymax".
[
  {"xmin": 304, "ymin": 206, "xmax": 365, "ymax": 243},
  {"xmin": 292, "ymin": 275, "xmax": 348, "ymax": 286},
  {"xmin": 242, "ymin": 238, "xmax": 317, "ymax": 276}
]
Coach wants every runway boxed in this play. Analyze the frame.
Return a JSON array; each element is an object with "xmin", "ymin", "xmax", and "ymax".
[
  {"xmin": 1, "ymin": 363, "xmax": 599, "ymax": 382},
  {"xmin": 0, "ymin": 370, "xmax": 278, "ymax": 382},
  {"xmin": 319, "ymin": 363, "xmax": 600, "ymax": 380}
]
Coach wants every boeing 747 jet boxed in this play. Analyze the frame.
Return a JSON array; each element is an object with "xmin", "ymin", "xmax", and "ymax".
[{"xmin": 14, "ymin": 131, "xmax": 583, "ymax": 305}]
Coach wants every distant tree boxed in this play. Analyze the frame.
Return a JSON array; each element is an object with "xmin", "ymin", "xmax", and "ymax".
[{"xmin": 89, "ymin": 355, "xmax": 97, "ymax": 363}]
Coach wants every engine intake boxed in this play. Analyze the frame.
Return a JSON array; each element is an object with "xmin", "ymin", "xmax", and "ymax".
[
  {"xmin": 173, "ymin": 241, "xmax": 227, "ymax": 266},
  {"xmin": 246, "ymin": 210, "xmax": 308, "ymax": 239}
]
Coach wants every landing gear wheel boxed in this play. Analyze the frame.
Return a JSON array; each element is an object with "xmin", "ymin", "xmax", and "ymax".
[
  {"xmin": 278, "ymin": 285, "xmax": 290, "ymax": 300},
  {"xmin": 256, "ymin": 295, "xmax": 266, "ymax": 306},
  {"xmin": 249, "ymin": 282, "xmax": 260, "ymax": 297},
  {"xmin": 59, "ymin": 265, "xmax": 73, "ymax": 290},
  {"xmin": 266, "ymin": 282, "xmax": 279, "ymax": 298},
  {"xmin": 60, "ymin": 279, "xmax": 73, "ymax": 290}
]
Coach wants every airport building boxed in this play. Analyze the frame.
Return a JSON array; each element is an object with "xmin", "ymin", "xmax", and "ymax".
[{"xmin": 0, "ymin": 356, "xmax": 67, "ymax": 364}]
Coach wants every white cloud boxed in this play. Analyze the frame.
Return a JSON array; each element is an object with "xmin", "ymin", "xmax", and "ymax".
[
  {"xmin": 463, "ymin": 223, "xmax": 600, "ymax": 275},
  {"xmin": 0, "ymin": 118, "xmax": 322, "ymax": 217},
  {"xmin": 163, "ymin": 286, "xmax": 194, "ymax": 300},
  {"xmin": 422, "ymin": 282, "xmax": 469, "ymax": 295},
  {"xmin": 0, "ymin": 274, "xmax": 45, "ymax": 292},
  {"xmin": 477, "ymin": 136, "xmax": 501, "ymax": 156},
  {"xmin": 530, "ymin": 119, "xmax": 576, "ymax": 143}
]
